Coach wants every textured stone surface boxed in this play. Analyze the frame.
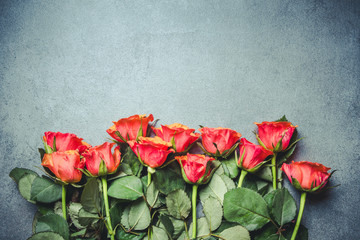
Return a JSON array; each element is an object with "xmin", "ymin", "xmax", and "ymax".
[{"xmin": 1, "ymin": 0, "xmax": 359, "ymax": 239}]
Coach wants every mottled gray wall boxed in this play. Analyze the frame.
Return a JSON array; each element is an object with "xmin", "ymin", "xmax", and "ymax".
[{"xmin": 1, "ymin": 1, "xmax": 359, "ymax": 239}]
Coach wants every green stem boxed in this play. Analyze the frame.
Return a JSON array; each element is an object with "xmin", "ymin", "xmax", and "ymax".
[
  {"xmin": 271, "ymin": 154, "xmax": 277, "ymax": 190},
  {"xmin": 102, "ymin": 177, "xmax": 115, "ymax": 240},
  {"xmin": 237, "ymin": 170, "xmax": 248, "ymax": 188},
  {"xmin": 62, "ymin": 184, "xmax": 67, "ymax": 220},
  {"xmin": 148, "ymin": 171, "xmax": 151, "ymax": 186},
  {"xmin": 291, "ymin": 192, "xmax": 307, "ymax": 240},
  {"xmin": 192, "ymin": 185, "xmax": 198, "ymax": 239}
]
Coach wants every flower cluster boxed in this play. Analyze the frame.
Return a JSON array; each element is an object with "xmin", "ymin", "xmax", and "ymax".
[{"xmin": 9, "ymin": 114, "xmax": 335, "ymax": 240}]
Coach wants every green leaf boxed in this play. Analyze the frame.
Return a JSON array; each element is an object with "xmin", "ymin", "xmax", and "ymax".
[
  {"xmin": 81, "ymin": 178, "xmax": 101, "ymax": 213},
  {"xmin": 146, "ymin": 181, "xmax": 160, "ymax": 208},
  {"xmin": 35, "ymin": 213, "xmax": 69, "ymax": 240},
  {"xmin": 78, "ymin": 208, "xmax": 100, "ymax": 226},
  {"xmin": 116, "ymin": 228, "xmax": 146, "ymax": 240},
  {"xmin": 110, "ymin": 201, "xmax": 125, "ymax": 228},
  {"xmin": 188, "ymin": 217, "xmax": 210, "ymax": 238},
  {"xmin": 32, "ymin": 211, "xmax": 42, "ymax": 234},
  {"xmin": 166, "ymin": 189, "xmax": 191, "ymax": 219},
  {"xmin": 9, "ymin": 168, "xmax": 38, "ymax": 184},
  {"xmin": 68, "ymin": 202, "xmax": 83, "ymax": 229},
  {"xmin": 30, "ymin": 177, "xmax": 62, "ymax": 203},
  {"xmin": 159, "ymin": 214, "xmax": 174, "ymax": 237},
  {"xmin": 168, "ymin": 216, "xmax": 185, "ymax": 239},
  {"xmin": 18, "ymin": 173, "xmax": 38, "ymax": 203},
  {"xmin": 128, "ymin": 199, "xmax": 151, "ymax": 230},
  {"xmin": 108, "ymin": 176, "xmax": 143, "ymax": 201},
  {"xmin": 153, "ymin": 168, "xmax": 185, "ymax": 195},
  {"xmin": 264, "ymin": 188, "xmax": 297, "ymax": 226},
  {"xmin": 151, "ymin": 226, "xmax": 169, "ymax": 240},
  {"xmin": 282, "ymin": 223, "xmax": 308, "ymax": 240},
  {"xmin": 223, "ymin": 188, "xmax": 270, "ymax": 231},
  {"xmin": 203, "ymin": 196, "xmax": 223, "ymax": 231},
  {"xmin": 218, "ymin": 225, "xmax": 251, "ymax": 240},
  {"xmin": 220, "ymin": 174, "xmax": 236, "ymax": 191},
  {"xmin": 255, "ymin": 166, "xmax": 273, "ymax": 182},
  {"xmin": 221, "ymin": 156, "xmax": 239, "ymax": 179},
  {"xmin": 120, "ymin": 146, "xmax": 143, "ymax": 176},
  {"xmin": 28, "ymin": 232, "xmax": 65, "ymax": 240},
  {"xmin": 121, "ymin": 205, "xmax": 131, "ymax": 229},
  {"xmin": 199, "ymin": 174, "xmax": 227, "ymax": 205}
]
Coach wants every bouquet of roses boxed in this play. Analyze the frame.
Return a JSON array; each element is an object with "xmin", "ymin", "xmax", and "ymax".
[{"xmin": 9, "ymin": 114, "xmax": 336, "ymax": 240}]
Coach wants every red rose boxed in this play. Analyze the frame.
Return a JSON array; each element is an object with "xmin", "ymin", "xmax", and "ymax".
[
  {"xmin": 106, "ymin": 114, "xmax": 154, "ymax": 142},
  {"xmin": 43, "ymin": 131, "xmax": 91, "ymax": 154},
  {"xmin": 152, "ymin": 123, "xmax": 200, "ymax": 152},
  {"xmin": 128, "ymin": 136, "xmax": 174, "ymax": 168},
  {"xmin": 281, "ymin": 161, "xmax": 332, "ymax": 192},
  {"xmin": 238, "ymin": 138, "xmax": 273, "ymax": 172},
  {"xmin": 254, "ymin": 121, "xmax": 297, "ymax": 152},
  {"xmin": 176, "ymin": 154, "xmax": 218, "ymax": 184},
  {"xmin": 199, "ymin": 127, "xmax": 241, "ymax": 156},
  {"xmin": 82, "ymin": 142, "xmax": 121, "ymax": 176},
  {"xmin": 41, "ymin": 150, "xmax": 85, "ymax": 183}
]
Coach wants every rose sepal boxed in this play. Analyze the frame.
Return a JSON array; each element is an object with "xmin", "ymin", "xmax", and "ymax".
[
  {"xmin": 196, "ymin": 142, "xmax": 239, "ymax": 159},
  {"xmin": 291, "ymin": 170, "xmax": 336, "ymax": 193},
  {"xmin": 197, "ymin": 160, "xmax": 221, "ymax": 185}
]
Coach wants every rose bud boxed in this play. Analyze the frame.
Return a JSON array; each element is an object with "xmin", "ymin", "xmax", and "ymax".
[
  {"xmin": 238, "ymin": 138, "xmax": 273, "ymax": 172},
  {"xmin": 199, "ymin": 127, "xmax": 241, "ymax": 157},
  {"xmin": 106, "ymin": 114, "xmax": 154, "ymax": 142},
  {"xmin": 128, "ymin": 136, "xmax": 174, "ymax": 169},
  {"xmin": 41, "ymin": 150, "xmax": 85, "ymax": 183},
  {"xmin": 175, "ymin": 153, "xmax": 220, "ymax": 185},
  {"xmin": 281, "ymin": 161, "xmax": 333, "ymax": 193},
  {"xmin": 254, "ymin": 121, "xmax": 297, "ymax": 152},
  {"xmin": 152, "ymin": 123, "xmax": 200, "ymax": 153},
  {"xmin": 43, "ymin": 131, "xmax": 91, "ymax": 154},
  {"xmin": 82, "ymin": 142, "xmax": 121, "ymax": 176}
]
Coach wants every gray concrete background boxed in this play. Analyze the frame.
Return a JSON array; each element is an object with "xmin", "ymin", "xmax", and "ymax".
[{"xmin": 1, "ymin": 0, "xmax": 359, "ymax": 239}]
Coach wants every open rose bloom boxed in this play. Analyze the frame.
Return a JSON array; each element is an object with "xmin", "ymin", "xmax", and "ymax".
[
  {"xmin": 152, "ymin": 123, "xmax": 200, "ymax": 153},
  {"xmin": 199, "ymin": 127, "xmax": 241, "ymax": 157},
  {"xmin": 43, "ymin": 131, "xmax": 91, "ymax": 154},
  {"xmin": 106, "ymin": 114, "xmax": 154, "ymax": 142},
  {"xmin": 41, "ymin": 150, "xmax": 85, "ymax": 183},
  {"xmin": 176, "ymin": 153, "xmax": 219, "ymax": 185},
  {"xmin": 281, "ymin": 161, "xmax": 332, "ymax": 193},
  {"xmin": 128, "ymin": 136, "xmax": 174, "ymax": 168},
  {"xmin": 82, "ymin": 142, "xmax": 121, "ymax": 176},
  {"xmin": 238, "ymin": 138, "xmax": 273, "ymax": 172},
  {"xmin": 255, "ymin": 121, "xmax": 297, "ymax": 152}
]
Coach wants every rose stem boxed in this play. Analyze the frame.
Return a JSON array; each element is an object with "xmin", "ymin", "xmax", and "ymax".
[
  {"xmin": 148, "ymin": 171, "xmax": 151, "ymax": 186},
  {"xmin": 237, "ymin": 170, "xmax": 248, "ymax": 188},
  {"xmin": 271, "ymin": 153, "xmax": 277, "ymax": 190},
  {"xmin": 291, "ymin": 192, "xmax": 307, "ymax": 240},
  {"xmin": 192, "ymin": 184, "xmax": 198, "ymax": 239},
  {"xmin": 62, "ymin": 184, "xmax": 67, "ymax": 220},
  {"xmin": 102, "ymin": 176, "xmax": 115, "ymax": 240}
]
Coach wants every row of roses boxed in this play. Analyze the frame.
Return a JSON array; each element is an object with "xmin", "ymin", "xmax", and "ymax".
[{"xmin": 11, "ymin": 114, "xmax": 335, "ymax": 240}]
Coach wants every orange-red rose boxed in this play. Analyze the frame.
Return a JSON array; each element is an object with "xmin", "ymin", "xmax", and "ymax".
[
  {"xmin": 281, "ymin": 161, "xmax": 332, "ymax": 192},
  {"xmin": 128, "ymin": 136, "xmax": 174, "ymax": 168},
  {"xmin": 152, "ymin": 123, "xmax": 200, "ymax": 152},
  {"xmin": 82, "ymin": 142, "xmax": 121, "ymax": 176},
  {"xmin": 176, "ymin": 154, "xmax": 217, "ymax": 184},
  {"xmin": 107, "ymin": 114, "xmax": 154, "ymax": 142},
  {"xmin": 41, "ymin": 150, "xmax": 85, "ymax": 183},
  {"xmin": 199, "ymin": 127, "xmax": 241, "ymax": 155},
  {"xmin": 43, "ymin": 131, "xmax": 91, "ymax": 154},
  {"xmin": 254, "ymin": 121, "xmax": 297, "ymax": 152},
  {"xmin": 238, "ymin": 138, "xmax": 273, "ymax": 172}
]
